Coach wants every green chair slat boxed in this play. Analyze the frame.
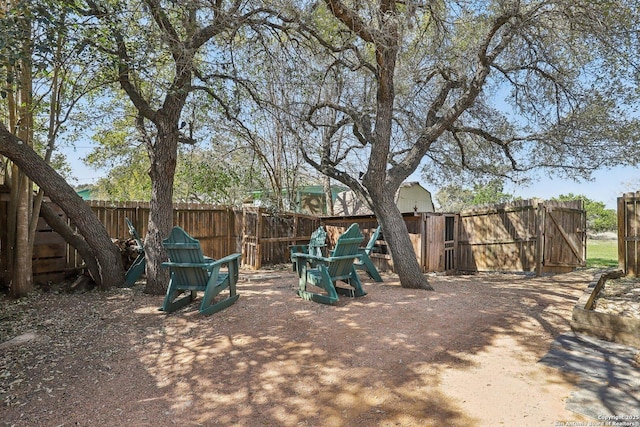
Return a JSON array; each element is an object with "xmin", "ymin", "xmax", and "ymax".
[{"xmin": 290, "ymin": 226, "xmax": 327, "ymax": 272}]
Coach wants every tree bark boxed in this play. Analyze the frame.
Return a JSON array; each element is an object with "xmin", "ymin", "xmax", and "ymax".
[
  {"xmin": 370, "ymin": 193, "xmax": 434, "ymax": 290},
  {"xmin": 323, "ymin": 175, "xmax": 334, "ymax": 216},
  {"xmin": 144, "ymin": 119, "xmax": 178, "ymax": 295},
  {"xmin": 107, "ymin": 0, "xmax": 205, "ymax": 295},
  {"xmin": 11, "ymin": 171, "xmax": 31, "ymax": 296},
  {"xmin": 0, "ymin": 124, "xmax": 125, "ymax": 289},
  {"xmin": 363, "ymin": 2, "xmax": 432, "ymax": 290}
]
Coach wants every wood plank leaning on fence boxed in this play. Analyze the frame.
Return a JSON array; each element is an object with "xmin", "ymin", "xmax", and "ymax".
[
  {"xmin": 293, "ymin": 223, "xmax": 366, "ymax": 305},
  {"xmin": 160, "ymin": 226, "xmax": 241, "ymax": 315}
]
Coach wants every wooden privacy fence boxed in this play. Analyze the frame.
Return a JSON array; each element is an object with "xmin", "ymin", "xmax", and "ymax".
[
  {"xmin": 0, "ymin": 200, "xmax": 321, "ymax": 284},
  {"xmin": 1, "ymin": 194, "xmax": 588, "ymax": 285},
  {"xmin": 618, "ymin": 191, "xmax": 640, "ymax": 276},
  {"xmin": 84, "ymin": 203, "xmax": 320, "ymax": 271},
  {"xmin": 0, "ymin": 188, "xmax": 72, "ymax": 285},
  {"xmin": 84, "ymin": 200, "xmax": 241, "ymax": 264},
  {"xmin": 458, "ymin": 199, "xmax": 586, "ymax": 274},
  {"xmin": 240, "ymin": 208, "xmax": 320, "ymax": 269},
  {"xmin": 323, "ymin": 200, "xmax": 586, "ymax": 275},
  {"xmin": 54, "ymin": 201, "xmax": 244, "ymax": 283}
]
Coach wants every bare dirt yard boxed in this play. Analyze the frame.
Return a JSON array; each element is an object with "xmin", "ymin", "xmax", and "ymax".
[{"xmin": 0, "ymin": 268, "xmax": 634, "ymax": 426}]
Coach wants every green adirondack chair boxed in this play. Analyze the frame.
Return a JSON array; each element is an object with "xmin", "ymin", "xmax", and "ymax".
[
  {"xmin": 160, "ymin": 226, "xmax": 241, "ymax": 315},
  {"xmin": 354, "ymin": 225, "xmax": 383, "ymax": 282},
  {"xmin": 293, "ymin": 223, "xmax": 366, "ymax": 304},
  {"xmin": 123, "ymin": 217, "xmax": 145, "ymax": 287},
  {"xmin": 290, "ymin": 226, "xmax": 327, "ymax": 272}
]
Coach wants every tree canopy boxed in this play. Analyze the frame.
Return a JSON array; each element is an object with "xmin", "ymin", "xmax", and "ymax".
[
  {"xmin": 435, "ymin": 180, "xmax": 515, "ymax": 212},
  {"xmin": 2, "ymin": 0, "xmax": 640, "ymax": 293},
  {"xmin": 256, "ymin": 0, "xmax": 640, "ymax": 287}
]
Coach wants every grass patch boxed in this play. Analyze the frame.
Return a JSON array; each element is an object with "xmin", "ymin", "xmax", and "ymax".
[{"xmin": 587, "ymin": 239, "xmax": 618, "ymax": 268}]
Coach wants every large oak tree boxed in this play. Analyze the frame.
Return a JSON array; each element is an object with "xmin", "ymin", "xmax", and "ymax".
[
  {"xmin": 80, "ymin": 0, "xmax": 282, "ymax": 294},
  {"xmin": 274, "ymin": 0, "xmax": 640, "ymax": 289}
]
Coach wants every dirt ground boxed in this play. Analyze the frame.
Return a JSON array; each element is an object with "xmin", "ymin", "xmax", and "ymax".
[{"xmin": 0, "ymin": 268, "xmax": 628, "ymax": 426}]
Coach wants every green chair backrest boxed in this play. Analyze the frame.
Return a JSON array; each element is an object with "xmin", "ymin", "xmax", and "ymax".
[
  {"xmin": 163, "ymin": 226, "xmax": 210, "ymax": 289},
  {"xmin": 327, "ymin": 223, "xmax": 364, "ymax": 278}
]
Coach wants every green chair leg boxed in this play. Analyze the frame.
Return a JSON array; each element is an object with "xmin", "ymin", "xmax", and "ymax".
[
  {"xmin": 200, "ymin": 294, "xmax": 240, "ymax": 315},
  {"xmin": 297, "ymin": 266, "xmax": 339, "ymax": 304},
  {"xmin": 124, "ymin": 253, "xmax": 146, "ymax": 287},
  {"xmin": 359, "ymin": 254, "xmax": 383, "ymax": 282},
  {"xmin": 200, "ymin": 274, "xmax": 240, "ymax": 315},
  {"xmin": 161, "ymin": 288, "xmax": 195, "ymax": 313}
]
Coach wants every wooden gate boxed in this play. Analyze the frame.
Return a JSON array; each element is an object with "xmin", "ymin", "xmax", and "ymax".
[
  {"xmin": 458, "ymin": 199, "xmax": 585, "ymax": 274},
  {"xmin": 618, "ymin": 191, "xmax": 640, "ymax": 276},
  {"xmin": 241, "ymin": 208, "xmax": 320, "ymax": 269},
  {"xmin": 540, "ymin": 201, "xmax": 587, "ymax": 273}
]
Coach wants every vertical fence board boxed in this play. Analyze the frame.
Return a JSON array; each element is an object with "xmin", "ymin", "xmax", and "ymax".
[
  {"xmin": 0, "ymin": 187, "xmax": 10, "ymax": 286},
  {"xmin": 618, "ymin": 196, "xmax": 626, "ymax": 271},
  {"xmin": 619, "ymin": 191, "xmax": 640, "ymax": 277},
  {"xmin": 632, "ymin": 194, "xmax": 640, "ymax": 276}
]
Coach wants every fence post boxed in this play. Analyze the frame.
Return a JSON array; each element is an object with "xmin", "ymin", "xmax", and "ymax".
[
  {"xmin": 618, "ymin": 195, "xmax": 626, "ymax": 274},
  {"xmin": 241, "ymin": 207, "xmax": 248, "ymax": 268},
  {"xmin": 293, "ymin": 213, "xmax": 299, "ymax": 249},
  {"xmin": 256, "ymin": 209, "xmax": 263, "ymax": 270},
  {"xmin": 420, "ymin": 212, "xmax": 427, "ymax": 272},
  {"xmin": 535, "ymin": 202, "xmax": 544, "ymax": 276}
]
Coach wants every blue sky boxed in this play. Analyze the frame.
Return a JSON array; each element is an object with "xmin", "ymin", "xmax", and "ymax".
[
  {"xmin": 504, "ymin": 166, "xmax": 638, "ymax": 210},
  {"xmin": 66, "ymin": 146, "xmax": 105, "ymax": 185},
  {"xmin": 404, "ymin": 162, "xmax": 637, "ymax": 210}
]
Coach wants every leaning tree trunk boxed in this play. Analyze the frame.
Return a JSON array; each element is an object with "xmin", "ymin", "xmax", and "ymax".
[
  {"xmin": 0, "ymin": 124, "xmax": 125, "ymax": 289},
  {"xmin": 363, "ymin": 12, "xmax": 432, "ymax": 290},
  {"xmin": 39, "ymin": 202, "xmax": 102, "ymax": 283},
  {"xmin": 370, "ymin": 189, "xmax": 434, "ymax": 290}
]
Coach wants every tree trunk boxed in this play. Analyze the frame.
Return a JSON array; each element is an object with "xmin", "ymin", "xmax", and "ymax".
[
  {"xmin": 370, "ymin": 186, "xmax": 434, "ymax": 290},
  {"xmin": 144, "ymin": 121, "xmax": 178, "ymax": 295},
  {"xmin": 323, "ymin": 175, "xmax": 334, "ymax": 216},
  {"xmin": 9, "ymin": 32, "xmax": 34, "ymax": 297},
  {"xmin": 0, "ymin": 124, "xmax": 125, "ymax": 289},
  {"xmin": 11, "ymin": 171, "xmax": 32, "ymax": 296},
  {"xmin": 365, "ymin": 11, "xmax": 431, "ymax": 290}
]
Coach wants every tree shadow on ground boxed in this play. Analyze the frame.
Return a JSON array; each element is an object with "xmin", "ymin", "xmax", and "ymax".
[
  {"xmin": 0, "ymin": 268, "xmax": 606, "ymax": 426},
  {"xmin": 125, "ymin": 269, "xmax": 594, "ymax": 425}
]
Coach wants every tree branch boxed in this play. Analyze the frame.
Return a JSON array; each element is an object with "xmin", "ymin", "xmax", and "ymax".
[{"xmin": 323, "ymin": 0, "xmax": 378, "ymax": 43}]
